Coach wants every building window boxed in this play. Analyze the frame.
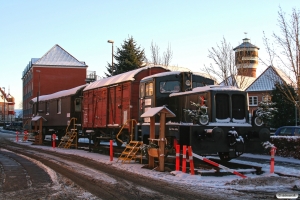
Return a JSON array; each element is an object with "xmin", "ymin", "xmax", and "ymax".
[
  {"xmin": 57, "ymin": 99, "xmax": 61, "ymax": 114},
  {"xmin": 249, "ymin": 96, "xmax": 258, "ymax": 106}
]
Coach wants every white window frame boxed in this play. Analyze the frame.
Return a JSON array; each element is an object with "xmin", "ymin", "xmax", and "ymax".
[{"xmin": 249, "ymin": 96, "xmax": 258, "ymax": 106}]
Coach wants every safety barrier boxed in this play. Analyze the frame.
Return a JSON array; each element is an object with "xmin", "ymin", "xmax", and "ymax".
[
  {"xmin": 175, "ymin": 145, "xmax": 195, "ymax": 175},
  {"xmin": 193, "ymin": 153, "xmax": 247, "ymax": 178}
]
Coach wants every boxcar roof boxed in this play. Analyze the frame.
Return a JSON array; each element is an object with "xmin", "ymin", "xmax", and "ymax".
[
  {"xmin": 31, "ymin": 84, "xmax": 87, "ymax": 103},
  {"xmin": 169, "ymin": 85, "xmax": 242, "ymax": 97},
  {"xmin": 141, "ymin": 71, "xmax": 211, "ymax": 81},
  {"xmin": 83, "ymin": 66, "xmax": 166, "ymax": 91}
]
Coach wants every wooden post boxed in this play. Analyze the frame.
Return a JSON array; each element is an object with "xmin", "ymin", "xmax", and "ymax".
[
  {"xmin": 158, "ymin": 112, "xmax": 166, "ymax": 172},
  {"xmin": 149, "ymin": 116, "xmax": 155, "ymax": 168}
]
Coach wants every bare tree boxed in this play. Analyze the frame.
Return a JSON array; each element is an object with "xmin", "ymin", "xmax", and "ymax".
[
  {"xmin": 202, "ymin": 37, "xmax": 252, "ymax": 89},
  {"xmin": 146, "ymin": 41, "xmax": 173, "ymax": 67},
  {"xmin": 263, "ymin": 7, "xmax": 300, "ymax": 106}
]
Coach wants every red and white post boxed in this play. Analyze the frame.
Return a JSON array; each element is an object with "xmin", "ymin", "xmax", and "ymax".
[
  {"xmin": 270, "ymin": 146, "xmax": 277, "ymax": 173},
  {"xmin": 188, "ymin": 146, "xmax": 195, "ymax": 175},
  {"xmin": 182, "ymin": 145, "xmax": 187, "ymax": 173},
  {"xmin": 176, "ymin": 145, "xmax": 180, "ymax": 171},
  {"xmin": 52, "ymin": 134, "xmax": 56, "ymax": 149},
  {"xmin": 110, "ymin": 140, "xmax": 113, "ymax": 161}
]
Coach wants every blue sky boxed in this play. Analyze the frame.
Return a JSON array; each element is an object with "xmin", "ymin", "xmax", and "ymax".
[{"xmin": 0, "ymin": 1, "xmax": 298, "ymax": 108}]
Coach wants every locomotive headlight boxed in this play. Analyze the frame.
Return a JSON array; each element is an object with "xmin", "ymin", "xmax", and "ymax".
[{"xmin": 185, "ymin": 80, "xmax": 191, "ymax": 86}]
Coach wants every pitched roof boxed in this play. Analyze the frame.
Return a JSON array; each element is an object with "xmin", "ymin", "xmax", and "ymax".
[
  {"xmin": 219, "ymin": 75, "xmax": 256, "ymax": 91},
  {"xmin": 34, "ymin": 44, "xmax": 87, "ymax": 67},
  {"xmin": 246, "ymin": 66, "xmax": 294, "ymax": 92}
]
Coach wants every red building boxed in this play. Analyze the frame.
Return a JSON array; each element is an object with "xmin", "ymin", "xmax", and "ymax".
[{"xmin": 22, "ymin": 44, "xmax": 94, "ymax": 129}]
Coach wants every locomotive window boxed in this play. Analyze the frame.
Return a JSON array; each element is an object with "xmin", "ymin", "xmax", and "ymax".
[
  {"xmin": 215, "ymin": 94, "xmax": 230, "ymax": 120},
  {"xmin": 160, "ymin": 81, "xmax": 180, "ymax": 93},
  {"xmin": 232, "ymin": 94, "xmax": 245, "ymax": 119},
  {"xmin": 140, "ymin": 83, "xmax": 145, "ymax": 98},
  {"xmin": 192, "ymin": 82, "xmax": 204, "ymax": 88},
  {"xmin": 145, "ymin": 82, "xmax": 153, "ymax": 96}
]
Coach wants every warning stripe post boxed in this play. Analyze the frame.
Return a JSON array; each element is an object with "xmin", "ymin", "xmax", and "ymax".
[
  {"xmin": 23, "ymin": 130, "xmax": 28, "ymax": 142},
  {"xmin": 52, "ymin": 134, "xmax": 56, "ymax": 149},
  {"xmin": 182, "ymin": 145, "xmax": 186, "ymax": 173},
  {"xmin": 110, "ymin": 140, "xmax": 113, "ymax": 161},
  {"xmin": 193, "ymin": 153, "xmax": 247, "ymax": 178},
  {"xmin": 188, "ymin": 146, "xmax": 195, "ymax": 175},
  {"xmin": 175, "ymin": 145, "xmax": 180, "ymax": 171},
  {"xmin": 270, "ymin": 146, "xmax": 276, "ymax": 173}
]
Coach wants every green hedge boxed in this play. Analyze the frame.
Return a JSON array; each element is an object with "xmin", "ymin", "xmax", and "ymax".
[{"xmin": 269, "ymin": 136, "xmax": 300, "ymax": 159}]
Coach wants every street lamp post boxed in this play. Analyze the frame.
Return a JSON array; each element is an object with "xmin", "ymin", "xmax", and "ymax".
[
  {"xmin": 36, "ymin": 70, "xmax": 41, "ymax": 115},
  {"xmin": 2, "ymin": 87, "xmax": 5, "ymax": 124},
  {"xmin": 107, "ymin": 40, "xmax": 114, "ymax": 75}
]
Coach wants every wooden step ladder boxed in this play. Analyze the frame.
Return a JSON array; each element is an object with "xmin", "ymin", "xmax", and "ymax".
[
  {"xmin": 117, "ymin": 141, "xmax": 143, "ymax": 163},
  {"xmin": 58, "ymin": 118, "xmax": 78, "ymax": 149},
  {"xmin": 58, "ymin": 129, "xmax": 77, "ymax": 148}
]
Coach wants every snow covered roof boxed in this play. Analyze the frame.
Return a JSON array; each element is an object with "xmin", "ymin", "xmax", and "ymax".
[
  {"xmin": 170, "ymin": 85, "xmax": 241, "ymax": 97},
  {"xmin": 233, "ymin": 38, "xmax": 259, "ymax": 50},
  {"xmin": 34, "ymin": 44, "xmax": 87, "ymax": 67},
  {"xmin": 31, "ymin": 84, "xmax": 87, "ymax": 103},
  {"xmin": 140, "ymin": 106, "xmax": 176, "ymax": 118},
  {"xmin": 219, "ymin": 75, "xmax": 256, "ymax": 91},
  {"xmin": 141, "ymin": 71, "xmax": 213, "ymax": 81},
  {"xmin": 246, "ymin": 66, "xmax": 294, "ymax": 92},
  {"xmin": 84, "ymin": 66, "xmax": 166, "ymax": 91}
]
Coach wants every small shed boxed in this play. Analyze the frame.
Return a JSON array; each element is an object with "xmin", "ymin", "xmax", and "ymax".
[
  {"xmin": 31, "ymin": 116, "xmax": 47, "ymax": 144},
  {"xmin": 140, "ymin": 106, "xmax": 175, "ymax": 171}
]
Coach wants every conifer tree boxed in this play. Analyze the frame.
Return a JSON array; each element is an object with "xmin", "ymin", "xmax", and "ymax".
[
  {"xmin": 105, "ymin": 36, "xmax": 145, "ymax": 77},
  {"xmin": 271, "ymin": 83, "xmax": 298, "ymax": 127}
]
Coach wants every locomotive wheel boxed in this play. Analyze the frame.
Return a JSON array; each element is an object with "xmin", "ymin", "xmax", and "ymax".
[
  {"xmin": 259, "ymin": 128, "xmax": 270, "ymax": 142},
  {"xmin": 218, "ymin": 152, "xmax": 231, "ymax": 161},
  {"xmin": 212, "ymin": 127, "xmax": 224, "ymax": 141},
  {"xmin": 199, "ymin": 115, "xmax": 209, "ymax": 125}
]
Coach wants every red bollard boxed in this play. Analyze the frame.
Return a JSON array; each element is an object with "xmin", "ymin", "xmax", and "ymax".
[
  {"xmin": 16, "ymin": 131, "xmax": 19, "ymax": 142},
  {"xmin": 52, "ymin": 134, "xmax": 56, "ymax": 149},
  {"xmin": 188, "ymin": 146, "xmax": 195, "ymax": 175},
  {"xmin": 270, "ymin": 146, "xmax": 276, "ymax": 173},
  {"xmin": 182, "ymin": 145, "xmax": 186, "ymax": 173},
  {"xmin": 176, "ymin": 145, "xmax": 180, "ymax": 171},
  {"xmin": 110, "ymin": 140, "xmax": 113, "ymax": 161}
]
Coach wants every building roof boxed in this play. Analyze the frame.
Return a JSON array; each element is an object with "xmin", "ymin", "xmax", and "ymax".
[
  {"xmin": 246, "ymin": 66, "xmax": 294, "ymax": 92},
  {"xmin": 34, "ymin": 44, "xmax": 87, "ymax": 67},
  {"xmin": 83, "ymin": 66, "xmax": 167, "ymax": 92},
  {"xmin": 30, "ymin": 84, "xmax": 87, "ymax": 103},
  {"xmin": 219, "ymin": 75, "xmax": 256, "ymax": 91},
  {"xmin": 233, "ymin": 38, "xmax": 259, "ymax": 50}
]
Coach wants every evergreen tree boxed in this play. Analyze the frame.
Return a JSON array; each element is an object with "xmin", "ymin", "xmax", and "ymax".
[
  {"xmin": 271, "ymin": 83, "xmax": 298, "ymax": 127},
  {"xmin": 105, "ymin": 36, "xmax": 145, "ymax": 77}
]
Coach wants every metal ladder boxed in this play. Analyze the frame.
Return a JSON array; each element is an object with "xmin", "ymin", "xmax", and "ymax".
[
  {"xmin": 58, "ymin": 118, "xmax": 78, "ymax": 149},
  {"xmin": 117, "ymin": 141, "xmax": 143, "ymax": 163}
]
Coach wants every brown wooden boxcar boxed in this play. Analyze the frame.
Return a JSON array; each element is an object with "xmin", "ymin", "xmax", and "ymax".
[{"xmin": 82, "ymin": 66, "xmax": 168, "ymax": 145}]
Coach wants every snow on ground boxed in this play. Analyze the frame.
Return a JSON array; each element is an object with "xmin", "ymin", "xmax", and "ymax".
[
  {"xmin": 0, "ymin": 124, "xmax": 298, "ymax": 197},
  {"xmin": 8, "ymin": 138, "xmax": 300, "ymax": 196}
]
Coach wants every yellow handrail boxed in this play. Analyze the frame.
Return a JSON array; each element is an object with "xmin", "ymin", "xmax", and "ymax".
[{"xmin": 116, "ymin": 119, "xmax": 137, "ymax": 144}]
